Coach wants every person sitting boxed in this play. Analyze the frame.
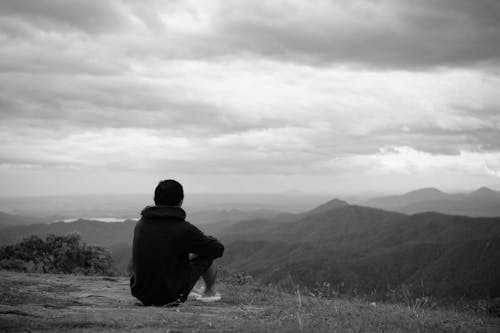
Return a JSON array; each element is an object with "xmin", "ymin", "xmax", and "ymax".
[{"xmin": 130, "ymin": 179, "xmax": 224, "ymax": 305}]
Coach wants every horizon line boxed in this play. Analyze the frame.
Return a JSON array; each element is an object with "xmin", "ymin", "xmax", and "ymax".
[{"xmin": 0, "ymin": 185, "xmax": 498, "ymax": 200}]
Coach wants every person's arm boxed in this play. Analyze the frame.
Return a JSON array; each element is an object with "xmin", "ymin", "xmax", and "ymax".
[{"xmin": 186, "ymin": 225, "xmax": 224, "ymax": 259}]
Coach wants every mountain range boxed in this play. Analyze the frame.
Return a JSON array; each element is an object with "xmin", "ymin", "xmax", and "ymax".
[
  {"xmin": 365, "ymin": 187, "xmax": 500, "ymax": 217},
  {"xmin": 0, "ymin": 211, "xmax": 54, "ymax": 229},
  {"xmin": 217, "ymin": 201, "xmax": 500, "ymax": 300},
  {"xmin": 0, "ymin": 218, "xmax": 137, "ymax": 248},
  {"xmin": 1, "ymin": 194, "xmax": 499, "ymax": 301}
]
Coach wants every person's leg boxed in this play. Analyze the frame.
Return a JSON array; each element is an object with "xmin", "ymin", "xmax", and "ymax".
[
  {"xmin": 201, "ymin": 263, "xmax": 217, "ymax": 296},
  {"xmin": 183, "ymin": 254, "xmax": 219, "ymax": 301}
]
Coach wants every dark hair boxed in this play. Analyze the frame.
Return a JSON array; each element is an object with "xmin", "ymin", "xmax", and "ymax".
[{"xmin": 154, "ymin": 179, "xmax": 184, "ymax": 206}]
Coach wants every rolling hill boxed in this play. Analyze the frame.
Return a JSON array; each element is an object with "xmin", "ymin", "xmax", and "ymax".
[
  {"xmin": 217, "ymin": 203, "xmax": 500, "ymax": 300},
  {"xmin": 365, "ymin": 187, "xmax": 500, "ymax": 217},
  {"xmin": 189, "ymin": 208, "xmax": 281, "ymax": 224},
  {"xmin": 0, "ymin": 219, "xmax": 137, "ymax": 248},
  {"xmin": 0, "ymin": 211, "xmax": 50, "ymax": 229}
]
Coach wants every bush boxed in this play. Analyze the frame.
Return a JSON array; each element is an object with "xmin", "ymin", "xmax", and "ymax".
[
  {"xmin": 0, "ymin": 233, "xmax": 114, "ymax": 276},
  {"xmin": 0, "ymin": 258, "xmax": 28, "ymax": 272}
]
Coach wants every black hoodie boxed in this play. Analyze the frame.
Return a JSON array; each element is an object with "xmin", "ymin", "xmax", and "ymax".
[{"xmin": 130, "ymin": 206, "xmax": 224, "ymax": 305}]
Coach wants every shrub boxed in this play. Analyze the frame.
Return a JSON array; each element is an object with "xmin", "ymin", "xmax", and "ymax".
[
  {"xmin": 0, "ymin": 233, "xmax": 114, "ymax": 275},
  {"xmin": 0, "ymin": 258, "xmax": 28, "ymax": 272}
]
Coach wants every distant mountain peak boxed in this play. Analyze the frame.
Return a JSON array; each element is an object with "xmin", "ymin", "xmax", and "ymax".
[
  {"xmin": 470, "ymin": 187, "xmax": 499, "ymax": 197},
  {"xmin": 365, "ymin": 187, "xmax": 448, "ymax": 210},
  {"xmin": 366, "ymin": 185, "xmax": 500, "ymax": 217},
  {"xmin": 308, "ymin": 198, "xmax": 349, "ymax": 215},
  {"xmin": 405, "ymin": 187, "xmax": 444, "ymax": 195},
  {"xmin": 398, "ymin": 187, "xmax": 447, "ymax": 201}
]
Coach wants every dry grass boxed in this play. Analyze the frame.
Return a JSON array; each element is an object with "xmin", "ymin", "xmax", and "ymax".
[{"xmin": 0, "ymin": 270, "xmax": 499, "ymax": 333}]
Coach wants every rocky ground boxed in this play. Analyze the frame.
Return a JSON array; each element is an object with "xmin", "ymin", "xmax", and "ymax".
[{"xmin": 0, "ymin": 270, "xmax": 499, "ymax": 332}]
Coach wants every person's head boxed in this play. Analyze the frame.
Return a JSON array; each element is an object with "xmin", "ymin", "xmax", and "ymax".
[{"xmin": 154, "ymin": 179, "xmax": 184, "ymax": 207}]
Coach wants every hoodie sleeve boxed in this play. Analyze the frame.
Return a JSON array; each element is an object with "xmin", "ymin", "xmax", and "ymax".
[{"xmin": 186, "ymin": 224, "xmax": 224, "ymax": 259}]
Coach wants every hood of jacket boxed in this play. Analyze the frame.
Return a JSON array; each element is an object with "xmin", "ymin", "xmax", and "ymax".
[{"xmin": 141, "ymin": 205, "xmax": 186, "ymax": 221}]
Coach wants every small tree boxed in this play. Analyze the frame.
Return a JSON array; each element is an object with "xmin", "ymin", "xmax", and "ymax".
[{"xmin": 0, "ymin": 233, "xmax": 114, "ymax": 275}]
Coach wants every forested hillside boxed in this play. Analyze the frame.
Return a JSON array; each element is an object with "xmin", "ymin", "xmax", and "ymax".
[{"xmin": 218, "ymin": 203, "xmax": 500, "ymax": 300}]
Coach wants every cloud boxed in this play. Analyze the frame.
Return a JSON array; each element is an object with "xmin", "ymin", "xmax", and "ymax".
[
  {"xmin": 1, "ymin": 0, "xmax": 500, "ymax": 195},
  {"xmin": 1, "ymin": 60, "xmax": 499, "ymax": 173},
  {"xmin": 1, "ymin": 0, "xmax": 500, "ymax": 68},
  {"xmin": 0, "ymin": 0, "xmax": 132, "ymax": 34},
  {"xmin": 371, "ymin": 146, "xmax": 500, "ymax": 178}
]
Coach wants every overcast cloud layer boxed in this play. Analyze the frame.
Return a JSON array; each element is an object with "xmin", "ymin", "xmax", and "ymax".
[{"xmin": 1, "ymin": 0, "xmax": 500, "ymax": 196}]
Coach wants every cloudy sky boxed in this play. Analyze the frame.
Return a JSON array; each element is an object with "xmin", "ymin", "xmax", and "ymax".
[{"xmin": 1, "ymin": 0, "xmax": 500, "ymax": 197}]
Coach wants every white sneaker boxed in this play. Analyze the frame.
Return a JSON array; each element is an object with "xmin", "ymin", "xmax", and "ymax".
[
  {"xmin": 196, "ymin": 292, "xmax": 221, "ymax": 303},
  {"xmin": 187, "ymin": 291, "xmax": 202, "ymax": 300}
]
